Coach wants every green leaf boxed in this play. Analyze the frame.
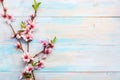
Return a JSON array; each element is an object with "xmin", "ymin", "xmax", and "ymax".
[
  {"xmin": 21, "ymin": 21, "xmax": 26, "ymax": 29},
  {"xmin": 24, "ymin": 73, "xmax": 31, "ymax": 78},
  {"xmin": 32, "ymin": 61, "xmax": 38, "ymax": 66},
  {"xmin": 51, "ymin": 36, "xmax": 57, "ymax": 44},
  {"xmin": 34, "ymin": 0, "xmax": 37, "ymax": 5},
  {"xmin": 18, "ymin": 30, "xmax": 25, "ymax": 33},
  {"xmin": 36, "ymin": 2, "xmax": 41, "ymax": 10},
  {"xmin": 32, "ymin": 5, "xmax": 36, "ymax": 11},
  {"xmin": 32, "ymin": 0, "xmax": 41, "ymax": 11}
]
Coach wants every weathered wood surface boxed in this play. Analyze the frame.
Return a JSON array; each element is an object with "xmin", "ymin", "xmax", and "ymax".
[
  {"xmin": 0, "ymin": 0, "xmax": 120, "ymax": 16},
  {"xmin": 0, "ymin": 0, "xmax": 120, "ymax": 80}
]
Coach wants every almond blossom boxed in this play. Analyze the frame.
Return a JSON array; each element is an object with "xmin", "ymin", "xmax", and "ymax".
[
  {"xmin": 25, "ymin": 64, "xmax": 34, "ymax": 73},
  {"xmin": 22, "ymin": 53, "xmax": 32, "ymax": 62},
  {"xmin": 40, "ymin": 39, "xmax": 49, "ymax": 47},
  {"xmin": 22, "ymin": 34, "xmax": 33, "ymax": 42}
]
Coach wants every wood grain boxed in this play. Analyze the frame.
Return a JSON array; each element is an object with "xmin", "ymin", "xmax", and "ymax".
[
  {"xmin": 0, "ymin": 0, "xmax": 120, "ymax": 16},
  {"xmin": 0, "ymin": 0, "xmax": 120, "ymax": 79}
]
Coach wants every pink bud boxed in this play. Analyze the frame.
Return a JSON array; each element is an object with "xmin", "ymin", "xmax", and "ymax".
[
  {"xmin": 4, "ymin": 8, "xmax": 7, "ymax": 12},
  {"xmin": 2, "ymin": 14, "xmax": 7, "ymax": 18},
  {"xmin": 15, "ymin": 42, "xmax": 21, "ymax": 49},
  {"xmin": 0, "ymin": 0, "xmax": 4, "ymax": 2},
  {"xmin": 40, "ymin": 40, "xmax": 49, "ymax": 47},
  {"xmin": 30, "ymin": 14, "xmax": 35, "ymax": 19},
  {"xmin": 7, "ymin": 14, "xmax": 12, "ymax": 20},
  {"xmin": 35, "ymin": 60, "xmax": 44, "ymax": 69},
  {"xmin": 49, "ymin": 43, "xmax": 54, "ymax": 48},
  {"xmin": 44, "ymin": 48, "xmax": 52, "ymax": 55}
]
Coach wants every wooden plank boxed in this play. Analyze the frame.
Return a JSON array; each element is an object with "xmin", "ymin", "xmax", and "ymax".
[
  {"xmin": 0, "ymin": 17, "xmax": 120, "ymax": 72},
  {"xmin": 0, "ymin": 18, "xmax": 120, "ymax": 45},
  {"xmin": 0, "ymin": 0, "xmax": 120, "ymax": 16},
  {"xmin": 0, "ymin": 72, "xmax": 120, "ymax": 80},
  {"xmin": 0, "ymin": 43, "xmax": 120, "ymax": 72}
]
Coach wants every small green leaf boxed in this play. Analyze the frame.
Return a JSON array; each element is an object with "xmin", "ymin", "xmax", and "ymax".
[
  {"xmin": 18, "ymin": 30, "xmax": 25, "ymax": 33},
  {"xmin": 32, "ymin": 61, "xmax": 38, "ymax": 66},
  {"xmin": 24, "ymin": 73, "xmax": 31, "ymax": 78},
  {"xmin": 36, "ymin": 2, "xmax": 41, "ymax": 10},
  {"xmin": 32, "ymin": 0, "xmax": 41, "ymax": 11},
  {"xmin": 34, "ymin": 0, "xmax": 37, "ymax": 5},
  {"xmin": 51, "ymin": 36, "xmax": 57, "ymax": 44},
  {"xmin": 32, "ymin": 5, "xmax": 36, "ymax": 11},
  {"xmin": 21, "ymin": 21, "xmax": 26, "ymax": 29}
]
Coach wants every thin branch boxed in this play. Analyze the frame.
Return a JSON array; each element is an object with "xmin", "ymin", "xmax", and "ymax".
[
  {"xmin": 27, "ymin": 42, "xmax": 29, "ymax": 52},
  {"xmin": 33, "ymin": 46, "xmax": 45, "ymax": 58},
  {"xmin": 32, "ymin": 71, "xmax": 36, "ymax": 80},
  {"xmin": 1, "ymin": 1, "xmax": 24, "ymax": 53},
  {"xmin": 1, "ymin": 2, "xmax": 5, "ymax": 10},
  {"xmin": 9, "ymin": 24, "xmax": 16, "ymax": 35},
  {"xmin": 18, "ymin": 39, "xmax": 24, "ymax": 52},
  {"xmin": 27, "ymin": 10, "xmax": 37, "ymax": 53},
  {"xmin": 33, "ymin": 51, "xmax": 43, "ymax": 58}
]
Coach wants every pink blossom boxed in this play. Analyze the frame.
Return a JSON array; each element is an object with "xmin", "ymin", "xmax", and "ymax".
[
  {"xmin": 40, "ymin": 40, "xmax": 49, "ymax": 47},
  {"xmin": 44, "ymin": 48, "xmax": 52, "ymax": 55},
  {"xmin": 0, "ymin": 0, "xmax": 4, "ymax": 2},
  {"xmin": 35, "ymin": 60, "xmax": 44, "ymax": 69},
  {"xmin": 26, "ymin": 19, "xmax": 32, "ymax": 25},
  {"xmin": 15, "ymin": 42, "xmax": 21, "ymax": 49},
  {"xmin": 2, "ymin": 14, "xmax": 14, "ymax": 24},
  {"xmin": 25, "ymin": 64, "xmax": 33, "ymax": 73},
  {"xmin": 28, "ymin": 23, "xmax": 35, "ymax": 30},
  {"xmin": 7, "ymin": 14, "xmax": 13, "ymax": 20},
  {"xmin": 22, "ymin": 34, "xmax": 33, "ymax": 42},
  {"xmin": 16, "ymin": 33, "xmax": 22, "ymax": 39},
  {"xmin": 22, "ymin": 53, "xmax": 32, "ymax": 62},
  {"xmin": 19, "ymin": 70, "xmax": 26, "ymax": 79},
  {"xmin": 23, "ymin": 29, "xmax": 31, "ymax": 34},
  {"xmin": 1, "ymin": 14, "xmax": 7, "ymax": 18}
]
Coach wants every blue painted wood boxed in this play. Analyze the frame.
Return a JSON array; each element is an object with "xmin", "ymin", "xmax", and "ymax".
[
  {"xmin": 0, "ymin": 0, "xmax": 120, "ymax": 16},
  {"xmin": 0, "ymin": 0, "xmax": 120, "ymax": 80}
]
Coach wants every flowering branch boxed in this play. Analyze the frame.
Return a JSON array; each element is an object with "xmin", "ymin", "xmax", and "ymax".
[
  {"xmin": 0, "ymin": 0, "xmax": 56, "ymax": 80},
  {"xmin": 0, "ymin": 0, "xmax": 25, "ymax": 52}
]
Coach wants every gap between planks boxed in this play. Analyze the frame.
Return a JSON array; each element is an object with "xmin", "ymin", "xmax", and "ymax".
[
  {"xmin": 13, "ymin": 16, "xmax": 120, "ymax": 18},
  {"xmin": 1, "ymin": 71, "xmax": 120, "ymax": 73}
]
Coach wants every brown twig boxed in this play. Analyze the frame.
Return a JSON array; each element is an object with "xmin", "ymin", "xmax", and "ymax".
[
  {"xmin": 27, "ymin": 6, "xmax": 38, "ymax": 80},
  {"xmin": 33, "ymin": 46, "xmax": 45, "ymax": 58},
  {"xmin": 1, "ymin": 1, "xmax": 24, "ymax": 53},
  {"xmin": 27, "ymin": 10, "xmax": 37, "ymax": 53},
  {"xmin": 33, "ymin": 51, "xmax": 43, "ymax": 58},
  {"xmin": 27, "ymin": 42, "xmax": 29, "ymax": 52},
  {"xmin": 31, "ymin": 71, "xmax": 35, "ymax": 80}
]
